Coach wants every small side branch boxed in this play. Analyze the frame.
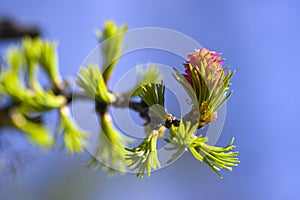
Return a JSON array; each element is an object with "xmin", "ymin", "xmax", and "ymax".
[{"xmin": 0, "ymin": 18, "xmax": 40, "ymax": 40}]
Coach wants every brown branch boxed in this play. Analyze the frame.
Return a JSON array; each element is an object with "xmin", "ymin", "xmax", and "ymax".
[
  {"xmin": 0, "ymin": 18, "xmax": 40, "ymax": 40},
  {"xmin": 0, "ymin": 83, "xmax": 181, "ymax": 129},
  {"xmin": 0, "ymin": 103, "xmax": 14, "ymax": 127}
]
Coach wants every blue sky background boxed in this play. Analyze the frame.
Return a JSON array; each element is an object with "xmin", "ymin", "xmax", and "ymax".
[{"xmin": 0, "ymin": 0, "xmax": 300, "ymax": 200}]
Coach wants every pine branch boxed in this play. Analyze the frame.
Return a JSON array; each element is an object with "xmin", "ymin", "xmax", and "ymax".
[{"xmin": 0, "ymin": 22, "xmax": 239, "ymax": 179}]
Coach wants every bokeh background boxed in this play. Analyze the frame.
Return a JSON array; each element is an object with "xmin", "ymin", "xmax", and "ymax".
[{"xmin": 0, "ymin": 0, "xmax": 300, "ymax": 199}]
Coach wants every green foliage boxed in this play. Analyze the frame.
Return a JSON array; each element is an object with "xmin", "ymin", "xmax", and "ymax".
[
  {"xmin": 139, "ymin": 83, "xmax": 167, "ymax": 120},
  {"xmin": 165, "ymin": 121, "xmax": 198, "ymax": 163},
  {"xmin": 166, "ymin": 121, "xmax": 239, "ymax": 178},
  {"xmin": 125, "ymin": 131, "xmax": 160, "ymax": 178},
  {"xmin": 96, "ymin": 21, "xmax": 127, "ymax": 83},
  {"xmin": 190, "ymin": 137, "xmax": 239, "ymax": 178},
  {"xmin": 0, "ymin": 37, "xmax": 86, "ymax": 152},
  {"xmin": 11, "ymin": 110, "xmax": 54, "ymax": 147},
  {"xmin": 0, "ymin": 69, "xmax": 27, "ymax": 102},
  {"xmin": 18, "ymin": 90, "xmax": 66, "ymax": 113},
  {"xmin": 38, "ymin": 40, "xmax": 62, "ymax": 87},
  {"xmin": 0, "ymin": 38, "xmax": 70, "ymax": 150},
  {"xmin": 76, "ymin": 64, "xmax": 116, "ymax": 103},
  {"xmin": 82, "ymin": 22, "xmax": 133, "ymax": 174},
  {"xmin": 0, "ymin": 37, "xmax": 64, "ymax": 103},
  {"xmin": 59, "ymin": 107, "xmax": 89, "ymax": 154},
  {"xmin": 0, "ymin": 46, "xmax": 28, "ymax": 101},
  {"xmin": 22, "ymin": 37, "xmax": 41, "ymax": 88},
  {"xmin": 86, "ymin": 113, "xmax": 131, "ymax": 174},
  {"xmin": 122, "ymin": 65, "xmax": 162, "ymax": 98},
  {"xmin": 0, "ymin": 67, "xmax": 65, "ymax": 113},
  {"xmin": 5, "ymin": 47, "xmax": 24, "ymax": 77},
  {"xmin": 22, "ymin": 37, "xmax": 63, "ymax": 88}
]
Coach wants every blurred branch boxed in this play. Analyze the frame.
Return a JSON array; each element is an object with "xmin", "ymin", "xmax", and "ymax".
[
  {"xmin": 0, "ymin": 103, "xmax": 14, "ymax": 127},
  {"xmin": 0, "ymin": 18, "xmax": 40, "ymax": 40}
]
